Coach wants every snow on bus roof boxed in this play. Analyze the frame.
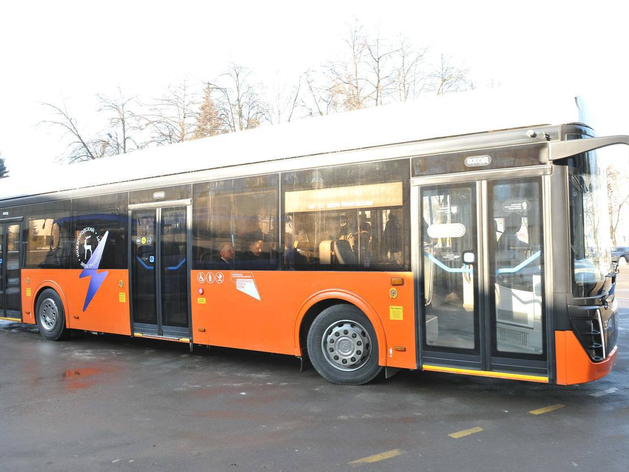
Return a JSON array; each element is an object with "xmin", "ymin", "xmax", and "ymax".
[{"xmin": 0, "ymin": 87, "xmax": 585, "ymax": 202}]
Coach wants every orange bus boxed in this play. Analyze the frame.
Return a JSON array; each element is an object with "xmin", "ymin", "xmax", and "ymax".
[{"xmin": 0, "ymin": 90, "xmax": 626, "ymax": 385}]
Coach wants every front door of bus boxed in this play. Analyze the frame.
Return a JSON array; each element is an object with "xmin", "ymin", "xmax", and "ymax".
[
  {"xmin": 130, "ymin": 206, "xmax": 191, "ymax": 339},
  {"xmin": 417, "ymin": 174, "xmax": 547, "ymax": 379},
  {"xmin": 0, "ymin": 222, "xmax": 22, "ymax": 321}
]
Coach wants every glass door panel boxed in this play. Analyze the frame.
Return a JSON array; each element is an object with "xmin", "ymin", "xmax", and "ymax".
[
  {"xmin": 160, "ymin": 207, "xmax": 188, "ymax": 329},
  {"xmin": 0, "ymin": 225, "xmax": 5, "ymax": 315},
  {"xmin": 418, "ymin": 175, "xmax": 547, "ymax": 376},
  {"xmin": 421, "ymin": 185, "xmax": 478, "ymax": 352},
  {"xmin": 132, "ymin": 210, "xmax": 157, "ymax": 326},
  {"xmin": 489, "ymin": 179, "xmax": 545, "ymax": 358},
  {"xmin": 131, "ymin": 206, "xmax": 189, "ymax": 337},
  {"xmin": 6, "ymin": 224, "xmax": 21, "ymax": 316}
]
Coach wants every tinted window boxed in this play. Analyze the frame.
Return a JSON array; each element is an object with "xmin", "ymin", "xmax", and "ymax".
[
  {"xmin": 412, "ymin": 144, "xmax": 546, "ymax": 177},
  {"xmin": 23, "ymin": 201, "xmax": 72, "ymax": 269},
  {"xmin": 72, "ymin": 194, "xmax": 128, "ymax": 269},
  {"xmin": 282, "ymin": 160, "xmax": 410, "ymax": 271},
  {"xmin": 193, "ymin": 175, "xmax": 279, "ymax": 270},
  {"xmin": 129, "ymin": 185, "xmax": 191, "ymax": 205}
]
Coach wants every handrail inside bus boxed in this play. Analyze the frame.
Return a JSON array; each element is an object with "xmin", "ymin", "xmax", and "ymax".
[
  {"xmin": 424, "ymin": 252, "xmax": 473, "ymax": 274},
  {"xmin": 496, "ymin": 251, "xmax": 541, "ymax": 275},
  {"xmin": 548, "ymin": 135, "xmax": 629, "ymax": 161}
]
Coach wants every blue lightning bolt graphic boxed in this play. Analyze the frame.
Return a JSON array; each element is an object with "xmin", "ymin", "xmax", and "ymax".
[{"xmin": 79, "ymin": 231, "xmax": 109, "ymax": 312}]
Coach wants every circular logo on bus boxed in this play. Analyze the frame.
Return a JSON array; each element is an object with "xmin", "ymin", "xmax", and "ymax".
[{"xmin": 76, "ymin": 227, "xmax": 102, "ymax": 268}]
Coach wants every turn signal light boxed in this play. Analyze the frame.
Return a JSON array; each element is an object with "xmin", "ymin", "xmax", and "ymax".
[{"xmin": 391, "ymin": 277, "xmax": 404, "ymax": 286}]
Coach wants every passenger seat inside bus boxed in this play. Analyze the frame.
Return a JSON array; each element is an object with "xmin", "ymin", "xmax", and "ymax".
[{"xmin": 319, "ymin": 239, "xmax": 357, "ymax": 265}]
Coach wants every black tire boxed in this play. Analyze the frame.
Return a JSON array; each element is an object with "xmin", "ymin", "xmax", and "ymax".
[
  {"xmin": 307, "ymin": 304, "xmax": 382, "ymax": 385},
  {"xmin": 36, "ymin": 289, "xmax": 70, "ymax": 341}
]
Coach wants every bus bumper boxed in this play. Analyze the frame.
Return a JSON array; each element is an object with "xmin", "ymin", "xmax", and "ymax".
[{"xmin": 555, "ymin": 330, "xmax": 617, "ymax": 385}]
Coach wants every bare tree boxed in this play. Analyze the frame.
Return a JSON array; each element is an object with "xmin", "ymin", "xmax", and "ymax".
[
  {"xmin": 209, "ymin": 63, "xmax": 268, "ymax": 132},
  {"xmin": 299, "ymin": 68, "xmax": 341, "ymax": 117},
  {"xmin": 607, "ymin": 164, "xmax": 629, "ymax": 245},
  {"xmin": 193, "ymin": 84, "xmax": 223, "ymax": 139},
  {"xmin": 142, "ymin": 79, "xmax": 200, "ymax": 145},
  {"xmin": 430, "ymin": 54, "xmax": 474, "ymax": 95},
  {"xmin": 364, "ymin": 30, "xmax": 396, "ymax": 106},
  {"xmin": 97, "ymin": 87, "xmax": 142, "ymax": 154},
  {"xmin": 40, "ymin": 101, "xmax": 108, "ymax": 163},
  {"xmin": 393, "ymin": 35, "xmax": 429, "ymax": 102},
  {"xmin": 267, "ymin": 74, "xmax": 302, "ymax": 125},
  {"xmin": 324, "ymin": 21, "xmax": 369, "ymax": 111}
]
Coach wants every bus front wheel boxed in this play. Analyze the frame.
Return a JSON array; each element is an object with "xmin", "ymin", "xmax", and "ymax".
[
  {"xmin": 36, "ymin": 289, "xmax": 70, "ymax": 341},
  {"xmin": 307, "ymin": 305, "xmax": 382, "ymax": 385}
]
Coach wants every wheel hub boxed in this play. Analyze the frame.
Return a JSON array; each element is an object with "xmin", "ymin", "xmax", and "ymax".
[
  {"xmin": 40, "ymin": 298, "xmax": 58, "ymax": 331},
  {"xmin": 322, "ymin": 320, "xmax": 371, "ymax": 371}
]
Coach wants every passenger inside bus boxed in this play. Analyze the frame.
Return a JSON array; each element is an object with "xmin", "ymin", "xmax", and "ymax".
[
  {"xmin": 216, "ymin": 242, "xmax": 235, "ymax": 267},
  {"xmin": 496, "ymin": 212, "xmax": 529, "ymax": 268},
  {"xmin": 283, "ymin": 232, "xmax": 306, "ymax": 269}
]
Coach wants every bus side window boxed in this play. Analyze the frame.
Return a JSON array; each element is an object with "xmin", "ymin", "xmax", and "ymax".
[
  {"xmin": 192, "ymin": 175, "xmax": 280, "ymax": 271},
  {"xmin": 282, "ymin": 160, "xmax": 409, "ymax": 271}
]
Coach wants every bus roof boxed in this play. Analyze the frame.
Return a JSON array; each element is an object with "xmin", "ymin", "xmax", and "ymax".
[{"xmin": 0, "ymin": 88, "xmax": 586, "ymax": 202}]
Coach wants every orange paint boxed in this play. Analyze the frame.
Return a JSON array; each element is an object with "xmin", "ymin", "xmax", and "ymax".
[
  {"xmin": 19, "ymin": 267, "xmax": 619, "ymax": 383},
  {"xmin": 22, "ymin": 269, "xmax": 131, "ymax": 336},
  {"xmin": 555, "ymin": 331, "xmax": 617, "ymax": 385},
  {"xmin": 191, "ymin": 271, "xmax": 416, "ymax": 369}
]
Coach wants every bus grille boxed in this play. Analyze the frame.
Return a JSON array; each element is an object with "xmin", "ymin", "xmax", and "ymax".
[{"xmin": 570, "ymin": 318, "xmax": 606, "ymax": 362}]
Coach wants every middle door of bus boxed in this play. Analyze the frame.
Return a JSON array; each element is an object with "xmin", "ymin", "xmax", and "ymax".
[
  {"xmin": 415, "ymin": 169, "xmax": 548, "ymax": 379},
  {"xmin": 130, "ymin": 204, "xmax": 191, "ymax": 340}
]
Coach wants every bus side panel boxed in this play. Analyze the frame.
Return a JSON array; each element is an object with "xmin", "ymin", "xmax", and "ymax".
[
  {"xmin": 191, "ymin": 271, "xmax": 416, "ymax": 369},
  {"xmin": 22, "ymin": 269, "xmax": 131, "ymax": 336},
  {"xmin": 555, "ymin": 331, "xmax": 617, "ymax": 385},
  {"xmin": 69, "ymin": 269, "xmax": 131, "ymax": 335}
]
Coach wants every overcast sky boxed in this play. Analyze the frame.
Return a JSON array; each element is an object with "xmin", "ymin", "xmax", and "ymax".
[{"xmin": 1, "ymin": 0, "xmax": 628, "ymax": 178}]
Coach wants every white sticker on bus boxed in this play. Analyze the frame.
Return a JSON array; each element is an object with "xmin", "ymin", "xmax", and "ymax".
[{"xmin": 230, "ymin": 272, "xmax": 260, "ymax": 301}]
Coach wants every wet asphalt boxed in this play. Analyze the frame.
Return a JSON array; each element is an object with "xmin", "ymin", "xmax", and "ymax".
[{"xmin": 1, "ymin": 274, "xmax": 629, "ymax": 472}]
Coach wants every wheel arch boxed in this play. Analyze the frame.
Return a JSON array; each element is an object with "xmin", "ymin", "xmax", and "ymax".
[
  {"xmin": 295, "ymin": 290, "xmax": 387, "ymax": 366},
  {"xmin": 33, "ymin": 281, "xmax": 70, "ymax": 326}
]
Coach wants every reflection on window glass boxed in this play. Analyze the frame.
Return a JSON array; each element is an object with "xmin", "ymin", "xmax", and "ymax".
[
  {"xmin": 23, "ymin": 201, "xmax": 72, "ymax": 269},
  {"xmin": 193, "ymin": 175, "xmax": 279, "ymax": 270},
  {"xmin": 490, "ymin": 179, "xmax": 543, "ymax": 356},
  {"xmin": 72, "ymin": 194, "xmax": 128, "ymax": 269},
  {"xmin": 282, "ymin": 160, "xmax": 409, "ymax": 271},
  {"xmin": 568, "ymin": 150, "xmax": 612, "ymax": 297},
  {"xmin": 422, "ymin": 185, "xmax": 476, "ymax": 350}
]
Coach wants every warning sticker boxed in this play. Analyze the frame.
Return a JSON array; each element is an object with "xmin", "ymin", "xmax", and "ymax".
[
  {"xmin": 119, "ymin": 292, "xmax": 126, "ymax": 303},
  {"xmin": 389, "ymin": 306, "xmax": 403, "ymax": 321},
  {"xmin": 230, "ymin": 272, "xmax": 261, "ymax": 301}
]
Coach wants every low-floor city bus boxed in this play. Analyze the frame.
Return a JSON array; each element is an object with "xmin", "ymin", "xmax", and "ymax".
[{"xmin": 0, "ymin": 90, "xmax": 626, "ymax": 385}]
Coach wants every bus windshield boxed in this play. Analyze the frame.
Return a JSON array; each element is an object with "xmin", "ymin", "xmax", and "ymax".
[{"xmin": 568, "ymin": 150, "xmax": 612, "ymax": 297}]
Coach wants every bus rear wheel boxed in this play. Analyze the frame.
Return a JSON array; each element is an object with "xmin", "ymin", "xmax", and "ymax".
[
  {"xmin": 36, "ymin": 289, "xmax": 70, "ymax": 341},
  {"xmin": 307, "ymin": 304, "xmax": 382, "ymax": 385}
]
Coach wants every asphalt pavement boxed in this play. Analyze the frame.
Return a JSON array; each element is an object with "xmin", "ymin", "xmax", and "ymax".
[{"xmin": 1, "ymin": 273, "xmax": 628, "ymax": 472}]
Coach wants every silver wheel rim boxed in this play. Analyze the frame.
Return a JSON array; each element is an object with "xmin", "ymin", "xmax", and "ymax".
[
  {"xmin": 40, "ymin": 298, "xmax": 59, "ymax": 331},
  {"xmin": 321, "ymin": 319, "xmax": 372, "ymax": 372}
]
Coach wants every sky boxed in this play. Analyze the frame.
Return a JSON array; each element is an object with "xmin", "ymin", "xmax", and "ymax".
[{"xmin": 1, "ymin": 0, "xmax": 628, "ymax": 178}]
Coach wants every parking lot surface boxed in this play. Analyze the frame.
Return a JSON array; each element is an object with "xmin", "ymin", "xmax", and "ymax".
[{"xmin": 1, "ymin": 274, "xmax": 628, "ymax": 472}]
